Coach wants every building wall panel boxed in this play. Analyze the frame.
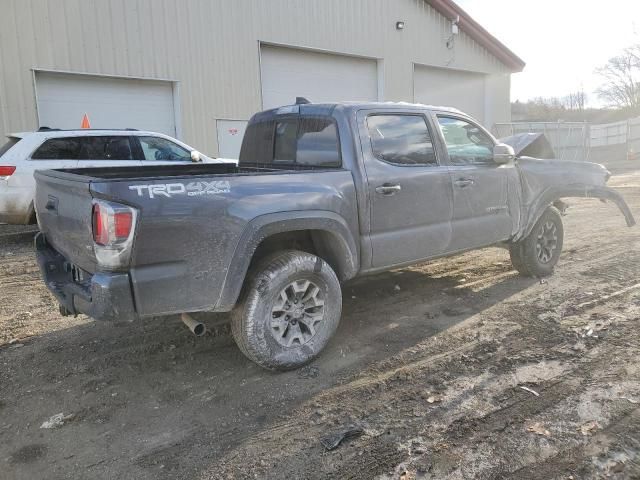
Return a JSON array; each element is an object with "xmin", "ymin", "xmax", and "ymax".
[{"xmin": 0, "ymin": 0, "xmax": 513, "ymax": 155}]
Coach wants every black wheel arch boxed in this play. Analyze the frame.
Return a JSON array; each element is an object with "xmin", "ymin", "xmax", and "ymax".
[
  {"xmin": 515, "ymin": 184, "xmax": 635, "ymax": 241},
  {"xmin": 216, "ymin": 211, "xmax": 359, "ymax": 310}
]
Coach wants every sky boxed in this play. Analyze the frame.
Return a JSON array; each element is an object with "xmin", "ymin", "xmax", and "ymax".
[{"xmin": 454, "ymin": 0, "xmax": 640, "ymax": 106}]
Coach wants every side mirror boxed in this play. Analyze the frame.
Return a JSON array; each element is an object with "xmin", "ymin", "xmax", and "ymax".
[
  {"xmin": 190, "ymin": 150, "xmax": 202, "ymax": 163},
  {"xmin": 493, "ymin": 143, "xmax": 515, "ymax": 164}
]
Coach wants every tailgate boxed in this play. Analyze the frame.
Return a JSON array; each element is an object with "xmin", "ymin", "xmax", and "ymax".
[{"xmin": 35, "ymin": 170, "xmax": 97, "ymax": 272}]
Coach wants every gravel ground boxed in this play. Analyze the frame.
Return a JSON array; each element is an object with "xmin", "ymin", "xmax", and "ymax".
[{"xmin": 1, "ymin": 166, "xmax": 639, "ymax": 479}]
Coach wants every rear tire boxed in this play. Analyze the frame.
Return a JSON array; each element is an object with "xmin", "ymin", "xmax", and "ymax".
[
  {"xmin": 509, "ymin": 207, "xmax": 564, "ymax": 277},
  {"xmin": 231, "ymin": 250, "xmax": 342, "ymax": 371}
]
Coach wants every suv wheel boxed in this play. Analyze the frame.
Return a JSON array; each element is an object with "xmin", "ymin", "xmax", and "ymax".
[
  {"xmin": 509, "ymin": 206, "xmax": 564, "ymax": 277},
  {"xmin": 231, "ymin": 250, "xmax": 342, "ymax": 370}
]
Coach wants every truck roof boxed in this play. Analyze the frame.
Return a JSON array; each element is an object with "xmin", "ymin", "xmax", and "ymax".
[{"xmin": 252, "ymin": 101, "xmax": 466, "ymax": 122}]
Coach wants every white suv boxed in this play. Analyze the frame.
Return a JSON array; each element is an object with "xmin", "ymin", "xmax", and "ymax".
[{"xmin": 0, "ymin": 129, "xmax": 234, "ymax": 224}]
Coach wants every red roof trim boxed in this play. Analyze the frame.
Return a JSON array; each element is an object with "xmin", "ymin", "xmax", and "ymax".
[{"xmin": 426, "ymin": 0, "xmax": 526, "ymax": 72}]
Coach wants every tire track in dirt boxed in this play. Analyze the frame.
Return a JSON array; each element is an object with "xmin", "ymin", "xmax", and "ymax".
[
  {"xmin": 211, "ymin": 217, "xmax": 640, "ymax": 479},
  {"xmin": 507, "ymin": 407, "xmax": 640, "ymax": 479},
  {"xmin": 1, "ymin": 180, "xmax": 639, "ymax": 480}
]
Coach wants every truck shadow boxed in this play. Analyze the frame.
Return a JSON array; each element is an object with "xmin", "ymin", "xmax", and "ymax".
[{"xmin": 0, "ymin": 248, "xmax": 536, "ymax": 479}]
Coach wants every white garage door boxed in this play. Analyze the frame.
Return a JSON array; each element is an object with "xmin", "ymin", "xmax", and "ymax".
[
  {"xmin": 260, "ymin": 45, "xmax": 378, "ymax": 109},
  {"xmin": 35, "ymin": 72, "xmax": 177, "ymax": 135},
  {"xmin": 413, "ymin": 65, "xmax": 486, "ymax": 122}
]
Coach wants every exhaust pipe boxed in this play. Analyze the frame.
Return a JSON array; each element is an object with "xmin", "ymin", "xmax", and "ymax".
[{"xmin": 181, "ymin": 313, "xmax": 206, "ymax": 337}]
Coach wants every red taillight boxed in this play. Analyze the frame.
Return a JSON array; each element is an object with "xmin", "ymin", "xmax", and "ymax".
[
  {"xmin": 92, "ymin": 201, "xmax": 135, "ymax": 246},
  {"xmin": 92, "ymin": 200, "xmax": 137, "ymax": 268},
  {"xmin": 93, "ymin": 203, "xmax": 108, "ymax": 245},
  {"xmin": 0, "ymin": 166, "xmax": 16, "ymax": 177},
  {"xmin": 114, "ymin": 211, "xmax": 133, "ymax": 238}
]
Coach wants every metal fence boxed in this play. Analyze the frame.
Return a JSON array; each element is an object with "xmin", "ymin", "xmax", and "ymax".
[
  {"xmin": 629, "ymin": 117, "xmax": 640, "ymax": 159},
  {"xmin": 589, "ymin": 120, "xmax": 629, "ymax": 147},
  {"xmin": 493, "ymin": 122, "xmax": 589, "ymax": 161},
  {"xmin": 494, "ymin": 117, "xmax": 640, "ymax": 161}
]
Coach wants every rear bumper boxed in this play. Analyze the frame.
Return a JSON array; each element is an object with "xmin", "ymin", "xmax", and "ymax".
[
  {"xmin": 35, "ymin": 233, "xmax": 138, "ymax": 322},
  {"xmin": 0, "ymin": 184, "xmax": 33, "ymax": 224}
]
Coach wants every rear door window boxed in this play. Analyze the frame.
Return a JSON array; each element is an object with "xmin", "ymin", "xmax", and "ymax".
[
  {"xmin": 138, "ymin": 136, "xmax": 191, "ymax": 162},
  {"xmin": 78, "ymin": 136, "xmax": 134, "ymax": 160},
  {"xmin": 31, "ymin": 138, "xmax": 82, "ymax": 160},
  {"xmin": 367, "ymin": 114, "xmax": 437, "ymax": 165},
  {"xmin": 0, "ymin": 137, "xmax": 20, "ymax": 158}
]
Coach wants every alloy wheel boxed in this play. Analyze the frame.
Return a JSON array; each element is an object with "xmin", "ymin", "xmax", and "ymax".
[{"xmin": 270, "ymin": 279, "xmax": 325, "ymax": 347}]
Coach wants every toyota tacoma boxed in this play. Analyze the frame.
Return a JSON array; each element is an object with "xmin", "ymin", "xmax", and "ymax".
[{"xmin": 34, "ymin": 101, "xmax": 635, "ymax": 370}]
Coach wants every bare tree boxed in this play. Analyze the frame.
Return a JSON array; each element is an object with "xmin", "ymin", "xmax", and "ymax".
[
  {"xmin": 564, "ymin": 88, "xmax": 586, "ymax": 111},
  {"xmin": 512, "ymin": 88, "xmax": 592, "ymax": 121},
  {"xmin": 596, "ymin": 45, "xmax": 640, "ymax": 109},
  {"xmin": 629, "ymin": 44, "xmax": 640, "ymax": 67}
]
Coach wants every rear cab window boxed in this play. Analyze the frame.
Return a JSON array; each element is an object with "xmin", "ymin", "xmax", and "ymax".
[
  {"xmin": 239, "ymin": 121, "xmax": 275, "ymax": 164},
  {"xmin": 239, "ymin": 115, "xmax": 341, "ymax": 168},
  {"xmin": 273, "ymin": 120, "xmax": 298, "ymax": 163},
  {"xmin": 296, "ymin": 117, "xmax": 341, "ymax": 167}
]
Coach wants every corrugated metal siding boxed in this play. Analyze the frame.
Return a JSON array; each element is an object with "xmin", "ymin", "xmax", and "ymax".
[
  {"xmin": 0, "ymin": 0, "xmax": 511, "ymax": 155},
  {"xmin": 413, "ymin": 65, "xmax": 486, "ymax": 121}
]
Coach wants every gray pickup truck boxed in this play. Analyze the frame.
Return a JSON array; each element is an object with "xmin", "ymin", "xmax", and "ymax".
[{"xmin": 34, "ymin": 101, "xmax": 635, "ymax": 370}]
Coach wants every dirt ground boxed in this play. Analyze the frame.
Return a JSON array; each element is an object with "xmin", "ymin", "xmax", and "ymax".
[{"xmin": 1, "ymin": 163, "xmax": 640, "ymax": 479}]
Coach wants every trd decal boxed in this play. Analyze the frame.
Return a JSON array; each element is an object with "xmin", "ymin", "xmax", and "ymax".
[{"xmin": 129, "ymin": 181, "xmax": 231, "ymax": 199}]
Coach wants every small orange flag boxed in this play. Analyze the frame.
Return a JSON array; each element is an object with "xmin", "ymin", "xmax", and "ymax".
[{"xmin": 80, "ymin": 113, "xmax": 91, "ymax": 129}]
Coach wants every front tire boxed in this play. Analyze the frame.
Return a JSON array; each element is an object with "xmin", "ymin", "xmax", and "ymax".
[
  {"xmin": 509, "ymin": 207, "xmax": 564, "ymax": 277},
  {"xmin": 231, "ymin": 250, "xmax": 342, "ymax": 371}
]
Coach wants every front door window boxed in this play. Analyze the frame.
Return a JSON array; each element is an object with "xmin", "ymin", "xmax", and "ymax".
[
  {"xmin": 437, "ymin": 116, "xmax": 494, "ymax": 165},
  {"xmin": 139, "ymin": 136, "xmax": 191, "ymax": 162}
]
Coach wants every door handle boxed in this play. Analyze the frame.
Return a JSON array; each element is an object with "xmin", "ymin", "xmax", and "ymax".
[
  {"xmin": 454, "ymin": 178, "xmax": 475, "ymax": 188},
  {"xmin": 45, "ymin": 196, "xmax": 58, "ymax": 213},
  {"xmin": 375, "ymin": 184, "xmax": 402, "ymax": 195}
]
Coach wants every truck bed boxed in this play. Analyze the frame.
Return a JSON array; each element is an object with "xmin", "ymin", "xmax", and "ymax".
[
  {"xmin": 45, "ymin": 162, "xmax": 340, "ymax": 181},
  {"xmin": 34, "ymin": 162, "xmax": 358, "ymax": 318}
]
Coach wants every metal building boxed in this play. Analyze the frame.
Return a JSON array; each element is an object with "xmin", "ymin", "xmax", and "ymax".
[{"xmin": 0, "ymin": 0, "xmax": 524, "ymax": 158}]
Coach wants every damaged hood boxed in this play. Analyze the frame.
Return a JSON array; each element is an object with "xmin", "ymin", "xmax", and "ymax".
[
  {"xmin": 516, "ymin": 156, "xmax": 610, "ymax": 198},
  {"xmin": 500, "ymin": 133, "xmax": 556, "ymax": 159},
  {"xmin": 501, "ymin": 132, "xmax": 611, "ymax": 191}
]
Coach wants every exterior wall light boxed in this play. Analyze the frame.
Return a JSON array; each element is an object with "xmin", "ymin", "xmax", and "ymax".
[{"xmin": 396, "ymin": 21, "xmax": 405, "ymax": 30}]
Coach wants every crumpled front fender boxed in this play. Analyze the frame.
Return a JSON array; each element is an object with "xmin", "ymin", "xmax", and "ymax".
[{"xmin": 516, "ymin": 184, "xmax": 636, "ymax": 241}]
